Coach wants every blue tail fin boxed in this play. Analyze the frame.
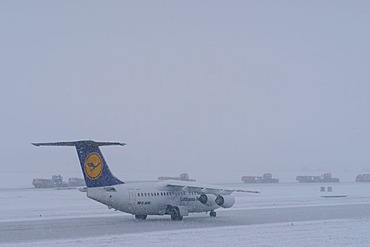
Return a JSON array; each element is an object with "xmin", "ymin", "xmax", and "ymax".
[{"xmin": 32, "ymin": 140, "xmax": 125, "ymax": 188}]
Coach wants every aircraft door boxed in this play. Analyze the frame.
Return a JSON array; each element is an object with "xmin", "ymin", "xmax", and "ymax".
[{"xmin": 128, "ymin": 189, "xmax": 136, "ymax": 206}]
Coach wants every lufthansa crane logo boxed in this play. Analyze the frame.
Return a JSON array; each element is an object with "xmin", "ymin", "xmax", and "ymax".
[{"xmin": 84, "ymin": 153, "xmax": 103, "ymax": 180}]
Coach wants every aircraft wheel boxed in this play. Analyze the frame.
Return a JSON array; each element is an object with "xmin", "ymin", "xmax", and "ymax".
[
  {"xmin": 170, "ymin": 207, "xmax": 183, "ymax": 221},
  {"xmin": 171, "ymin": 215, "xmax": 183, "ymax": 220},
  {"xmin": 135, "ymin": 215, "xmax": 147, "ymax": 220},
  {"xmin": 210, "ymin": 211, "xmax": 216, "ymax": 217}
]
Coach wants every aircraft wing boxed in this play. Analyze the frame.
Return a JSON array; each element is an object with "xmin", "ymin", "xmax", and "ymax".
[{"xmin": 162, "ymin": 180, "xmax": 260, "ymax": 195}]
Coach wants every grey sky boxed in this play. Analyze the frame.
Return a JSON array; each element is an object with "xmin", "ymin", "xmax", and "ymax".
[{"xmin": 1, "ymin": 1, "xmax": 370, "ymax": 186}]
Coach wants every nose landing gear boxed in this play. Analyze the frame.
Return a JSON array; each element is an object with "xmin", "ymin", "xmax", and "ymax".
[{"xmin": 210, "ymin": 211, "xmax": 216, "ymax": 217}]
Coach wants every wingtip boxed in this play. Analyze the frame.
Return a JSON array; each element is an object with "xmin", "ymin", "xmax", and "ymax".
[
  {"xmin": 238, "ymin": 190, "xmax": 261, "ymax": 193},
  {"xmin": 251, "ymin": 190, "xmax": 261, "ymax": 194}
]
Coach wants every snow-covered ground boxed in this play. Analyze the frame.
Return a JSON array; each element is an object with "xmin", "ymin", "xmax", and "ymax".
[
  {"xmin": 2, "ymin": 218, "xmax": 370, "ymax": 247},
  {"xmin": 1, "ymin": 182, "xmax": 370, "ymax": 246}
]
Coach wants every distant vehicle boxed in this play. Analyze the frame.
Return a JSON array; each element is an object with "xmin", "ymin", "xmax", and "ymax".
[
  {"xmin": 158, "ymin": 173, "xmax": 196, "ymax": 182},
  {"xmin": 33, "ymin": 140, "xmax": 259, "ymax": 221},
  {"xmin": 32, "ymin": 178, "xmax": 55, "ymax": 188},
  {"xmin": 296, "ymin": 173, "xmax": 339, "ymax": 183},
  {"xmin": 355, "ymin": 174, "xmax": 370, "ymax": 182},
  {"xmin": 68, "ymin": 177, "xmax": 86, "ymax": 187},
  {"xmin": 241, "ymin": 173, "xmax": 279, "ymax": 183},
  {"xmin": 32, "ymin": 175, "xmax": 68, "ymax": 188},
  {"xmin": 32, "ymin": 175, "xmax": 85, "ymax": 188}
]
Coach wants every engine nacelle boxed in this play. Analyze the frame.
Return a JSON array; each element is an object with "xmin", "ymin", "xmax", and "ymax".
[
  {"xmin": 215, "ymin": 195, "xmax": 235, "ymax": 208},
  {"xmin": 198, "ymin": 193, "xmax": 217, "ymax": 206}
]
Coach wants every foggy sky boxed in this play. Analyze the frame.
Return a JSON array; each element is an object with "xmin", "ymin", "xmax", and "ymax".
[{"xmin": 1, "ymin": 1, "xmax": 370, "ymax": 186}]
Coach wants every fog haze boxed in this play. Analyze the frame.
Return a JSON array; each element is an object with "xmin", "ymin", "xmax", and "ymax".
[{"xmin": 1, "ymin": 1, "xmax": 370, "ymax": 187}]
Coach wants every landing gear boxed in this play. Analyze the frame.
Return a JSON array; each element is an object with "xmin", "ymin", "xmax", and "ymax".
[
  {"xmin": 169, "ymin": 206, "xmax": 183, "ymax": 221},
  {"xmin": 210, "ymin": 211, "xmax": 216, "ymax": 217},
  {"xmin": 135, "ymin": 215, "xmax": 147, "ymax": 220}
]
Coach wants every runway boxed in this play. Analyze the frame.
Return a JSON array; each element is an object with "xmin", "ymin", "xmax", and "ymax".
[{"xmin": 2, "ymin": 203, "xmax": 370, "ymax": 244}]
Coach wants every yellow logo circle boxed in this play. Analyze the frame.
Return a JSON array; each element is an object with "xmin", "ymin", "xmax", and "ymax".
[{"xmin": 84, "ymin": 153, "xmax": 103, "ymax": 180}]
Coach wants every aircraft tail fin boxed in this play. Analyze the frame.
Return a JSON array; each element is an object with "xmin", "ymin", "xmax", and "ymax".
[{"xmin": 32, "ymin": 140, "xmax": 125, "ymax": 188}]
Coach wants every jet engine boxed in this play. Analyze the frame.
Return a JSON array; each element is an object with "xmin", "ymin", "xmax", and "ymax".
[
  {"xmin": 215, "ymin": 195, "xmax": 235, "ymax": 208},
  {"xmin": 198, "ymin": 193, "xmax": 217, "ymax": 206}
]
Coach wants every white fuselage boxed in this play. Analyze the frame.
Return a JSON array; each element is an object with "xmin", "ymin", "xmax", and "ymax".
[{"xmin": 86, "ymin": 181, "xmax": 221, "ymax": 216}]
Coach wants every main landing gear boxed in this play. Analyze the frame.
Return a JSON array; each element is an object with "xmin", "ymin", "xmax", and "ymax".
[
  {"xmin": 170, "ymin": 207, "xmax": 183, "ymax": 221},
  {"xmin": 166, "ymin": 205, "xmax": 183, "ymax": 221},
  {"xmin": 135, "ymin": 215, "xmax": 147, "ymax": 220},
  {"xmin": 210, "ymin": 211, "xmax": 216, "ymax": 217}
]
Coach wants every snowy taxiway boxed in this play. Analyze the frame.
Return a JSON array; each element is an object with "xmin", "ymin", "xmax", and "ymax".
[{"xmin": 1, "ymin": 182, "xmax": 370, "ymax": 246}]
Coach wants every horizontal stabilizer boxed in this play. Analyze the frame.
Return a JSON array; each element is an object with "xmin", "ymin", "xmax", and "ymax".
[{"xmin": 32, "ymin": 141, "xmax": 126, "ymax": 147}]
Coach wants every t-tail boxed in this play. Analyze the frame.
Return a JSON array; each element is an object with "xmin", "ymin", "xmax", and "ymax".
[{"xmin": 32, "ymin": 140, "xmax": 125, "ymax": 188}]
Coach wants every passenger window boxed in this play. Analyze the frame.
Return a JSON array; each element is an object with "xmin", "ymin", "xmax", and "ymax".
[{"xmin": 137, "ymin": 193, "xmax": 140, "ymax": 197}]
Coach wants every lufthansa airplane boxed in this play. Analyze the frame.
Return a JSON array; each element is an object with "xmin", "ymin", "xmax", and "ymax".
[{"xmin": 32, "ymin": 140, "xmax": 258, "ymax": 221}]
